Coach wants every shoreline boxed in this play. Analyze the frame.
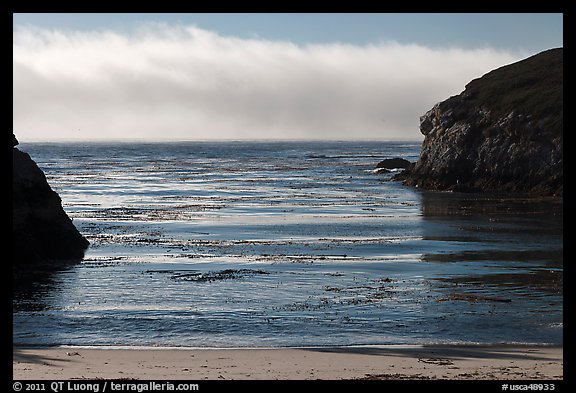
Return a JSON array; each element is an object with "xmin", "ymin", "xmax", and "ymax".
[{"xmin": 13, "ymin": 344, "xmax": 563, "ymax": 380}]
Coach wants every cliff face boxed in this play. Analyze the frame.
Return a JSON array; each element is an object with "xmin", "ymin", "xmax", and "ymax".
[
  {"xmin": 13, "ymin": 135, "xmax": 89, "ymax": 264},
  {"xmin": 398, "ymin": 48, "xmax": 563, "ymax": 196}
]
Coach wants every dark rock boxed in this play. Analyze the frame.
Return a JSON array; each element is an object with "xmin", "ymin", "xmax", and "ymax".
[
  {"xmin": 376, "ymin": 157, "xmax": 411, "ymax": 170},
  {"xmin": 13, "ymin": 136, "xmax": 89, "ymax": 264},
  {"xmin": 396, "ymin": 48, "xmax": 563, "ymax": 197}
]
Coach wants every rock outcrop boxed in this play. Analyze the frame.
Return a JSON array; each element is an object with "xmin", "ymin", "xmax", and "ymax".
[
  {"xmin": 396, "ymin": 48, "xmax": 563, "ymax": 196},
  {"xmin": 376, "ymin": 158, "xmax": 411, "ymax": 170},
  {"xmin": 374, "ymin": 157, "xmax": 412, "ymax": 174},
  {"xmin": 13, "ymin": 135, "xmax": 89, "ymax": 264}
]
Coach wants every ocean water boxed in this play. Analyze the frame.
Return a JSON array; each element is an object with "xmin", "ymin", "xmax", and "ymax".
[{"xmin": 13, "ymin": 141, "xmax": 563, "ymax": 347}]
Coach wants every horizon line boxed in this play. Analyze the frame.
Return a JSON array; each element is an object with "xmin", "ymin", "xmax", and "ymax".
[{"xmin": 16, "ymin": 137, "xmax": 424, "ymax": 144}]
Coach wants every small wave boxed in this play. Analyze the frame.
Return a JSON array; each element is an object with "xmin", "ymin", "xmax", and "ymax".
[{"xmin": 369, "ymin": 168, "xmax": 404, "ymax": 174}]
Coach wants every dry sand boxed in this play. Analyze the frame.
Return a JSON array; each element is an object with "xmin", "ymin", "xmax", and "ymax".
[{"xmin": 13, "ymin": 345, "xmax": 562, "ymax": 380}]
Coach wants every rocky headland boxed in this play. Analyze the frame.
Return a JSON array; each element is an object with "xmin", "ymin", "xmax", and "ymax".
[
  {"xmin": 13, "ymin": 135, "xmax": 89, "ymax": 265},
  {"xmin": 395, "ymin": 48, "xmax": 563, "ymax": 197}
]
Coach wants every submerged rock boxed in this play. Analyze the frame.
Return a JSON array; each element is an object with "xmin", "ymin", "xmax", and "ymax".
[
  {"xmin": 13, "ymin": 135, "xmax": 89, "ymax": 264},
  {"xmin": 396, "ymin": 48, "xmax": 563, "ymax": 196}
]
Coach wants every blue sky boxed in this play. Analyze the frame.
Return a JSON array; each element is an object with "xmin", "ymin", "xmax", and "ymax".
[
  {"xmin": 13, "ymin": 13, "xmax": 563, "ymax": 51},
  {"xmin": 13, "ymin": 13, "xmax": 563, "ymax": 141}
]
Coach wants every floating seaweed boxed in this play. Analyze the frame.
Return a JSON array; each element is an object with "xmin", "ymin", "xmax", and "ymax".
[{"xmin": 169, "ymin": 268, "xmax": 270, "ymax": 283}]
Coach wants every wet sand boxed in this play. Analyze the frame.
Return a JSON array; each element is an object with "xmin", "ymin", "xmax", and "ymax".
[{"xmin": 13, "ymin": 345, "xmax": 563, "ymax": 380}]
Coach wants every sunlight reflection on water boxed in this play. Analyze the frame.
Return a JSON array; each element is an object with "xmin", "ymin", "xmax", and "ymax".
[{"xmin": 14, "ymin": 141, "xmax": 562, "ymax": 347}]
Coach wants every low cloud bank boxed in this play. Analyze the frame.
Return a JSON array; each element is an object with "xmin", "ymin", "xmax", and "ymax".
[{"xmin": 13, "ymin": 24, "xmax": 524, "ymax": 141}]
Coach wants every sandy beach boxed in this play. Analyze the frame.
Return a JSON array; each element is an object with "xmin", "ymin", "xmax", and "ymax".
[{"xmin": 13, "ymin": 345, "xmax": 562, "ymax": 380}]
